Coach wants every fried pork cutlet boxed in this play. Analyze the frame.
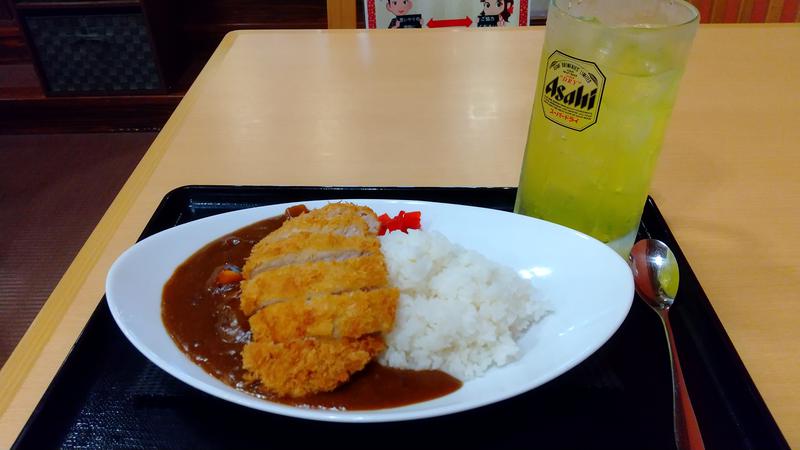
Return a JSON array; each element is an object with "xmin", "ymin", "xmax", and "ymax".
[
  {"xmin": 242, "ymin": 335, "xmax": 385, "ymax": 398},
  {"xmin": 240, "ymin": 254, "xmax": 390, "ymax": 316},
  {"xmin": 240, "ymin": 203, "xmax": 397, "ymax": 398},
  {"xmin": 248, "ymin": 288, "xmax": 397, "ymax": 341},
  {"xmin": 249, "ymin": 203, "xmax": 380, "ymax": 256},
  {"xmin": 242, "ymin": 232, "xmax": 380, "ymax": 279}
]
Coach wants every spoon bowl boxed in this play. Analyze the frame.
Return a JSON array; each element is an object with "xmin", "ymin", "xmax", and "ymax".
[{"xmin": 630, "ymin": 239, "xmax": 680, "ymax": 309}]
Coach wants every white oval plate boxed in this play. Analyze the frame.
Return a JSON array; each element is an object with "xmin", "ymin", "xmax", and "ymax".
[{"xmin": 107, "ymin": 199, "xmax": 633, "ymax": 423}]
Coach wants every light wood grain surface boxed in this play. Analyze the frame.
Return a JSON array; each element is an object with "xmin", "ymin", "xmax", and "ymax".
[{"xmin": 1, "ymin": 25, "xmax": 798, "ymax": 447}]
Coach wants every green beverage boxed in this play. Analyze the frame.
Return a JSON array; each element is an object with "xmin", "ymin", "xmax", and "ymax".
[{"xmin": 515, "ymin": 0, "xmax": 699, "ymax": 256}]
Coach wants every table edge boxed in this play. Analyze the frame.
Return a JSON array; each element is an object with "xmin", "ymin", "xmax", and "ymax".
[{"xmin": 0, "ymin": 30, "xmax": 242, "ymax": 445}]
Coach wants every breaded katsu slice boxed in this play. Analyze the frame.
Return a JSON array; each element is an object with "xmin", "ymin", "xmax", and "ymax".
[
  {"xmin": 249, "ymin": 203, "xmax": 379, "ymax": 254},
  {"xmin": 240, "ymin": 254, "xmax": 390, "ymax": 316},
  {"xmin": 242, "ymin": 232, "xmax": 381, "ymax": 280},
  {"xmin": 239, "ymin": 202, "xmax": 397, "ymax": 398},
  {"xmin": 249, "ymin": 288, "xmax": 398, "ymax": 342},
  {"xmin": 242, "ymin": 335, "xmax": 385, "ymax": 398}
]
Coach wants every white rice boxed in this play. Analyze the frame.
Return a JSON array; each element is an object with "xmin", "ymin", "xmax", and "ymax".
[{"xmin": 378, "ymin": 229, "xmax": 549, "ymax": 380}]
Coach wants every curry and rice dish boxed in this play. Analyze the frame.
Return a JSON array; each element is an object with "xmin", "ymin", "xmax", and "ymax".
[{"xmin": 162, "ymin": 202, "xmax": 549, "ymax": 409}]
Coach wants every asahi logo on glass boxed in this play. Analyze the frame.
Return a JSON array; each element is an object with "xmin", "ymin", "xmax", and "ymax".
[{"xmin": 541, "ymin": 51, "xmax": 605, "ymax": 131}]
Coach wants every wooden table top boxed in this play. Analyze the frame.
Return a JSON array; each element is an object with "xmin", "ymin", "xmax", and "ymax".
[{"xmin": 1, "ymin": 25, "xmax": 798, "ymax": 447}]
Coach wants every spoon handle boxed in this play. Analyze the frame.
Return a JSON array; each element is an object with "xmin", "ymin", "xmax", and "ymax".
[{"xmin": 660, "ymin": 309, "xmax": 705, "ymax": 450}]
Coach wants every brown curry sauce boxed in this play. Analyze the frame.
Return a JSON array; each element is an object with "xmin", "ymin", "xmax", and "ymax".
[{"xmin": 161, "ymin": 208, "xmax": 462, "ymax": 410}]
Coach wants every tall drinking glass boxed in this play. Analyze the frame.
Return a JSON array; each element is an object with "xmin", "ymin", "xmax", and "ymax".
[{"xmin": 515, "ymin": 0, "xmax": 699, "ymax": 257}]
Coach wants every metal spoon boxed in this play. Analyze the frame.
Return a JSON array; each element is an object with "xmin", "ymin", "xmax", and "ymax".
[{"xmin": 630, "ymin": 239, "xmax": 705, "ymax": 450}]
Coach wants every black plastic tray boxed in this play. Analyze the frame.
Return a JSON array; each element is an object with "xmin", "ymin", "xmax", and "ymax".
[{"xmin": 13, "ymin": 186, "xmax": 788, "ymax": 449}]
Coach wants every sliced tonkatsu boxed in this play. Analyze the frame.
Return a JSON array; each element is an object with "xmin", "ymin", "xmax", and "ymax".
[
  {"xmin": 242, "ymin": 335, "xmax": 386, "ymax": 399},
  {"xmin": 239, "ymin": 203, "xmax": 398, "ymax": 398},
  {"xmin": 242, "ymin": 232, "xmax": 380, "ymax": 280},
  {"xmin": 248, "ymin": 288, "xmax": 398, "ymax": 341},
  {"xmin": 240, "ymin": 254, "xmax": 390, "ymax": 316},
  {"xmin": 248, "ymin": 203, "xmax": 380, "ymax": 255}
]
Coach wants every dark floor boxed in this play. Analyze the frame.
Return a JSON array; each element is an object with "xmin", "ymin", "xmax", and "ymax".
[{"xmin": 0, "ymin": 132, "xmax": 156, "ymax": 367}]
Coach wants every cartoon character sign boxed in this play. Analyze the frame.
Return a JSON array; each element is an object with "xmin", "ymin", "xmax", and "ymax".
[
  {"xmin": 478, "ymin": 0, "xmax": 514, "ymax": 27},
  {"xmin": 365, "ymin": 0, "xmax": 530, "ymax": 29},
  {"xmin": 386, "ymin": 0, "xmax": 423, "ymax": 28}
]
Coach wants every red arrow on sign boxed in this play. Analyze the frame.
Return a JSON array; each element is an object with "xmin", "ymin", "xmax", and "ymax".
[{"xmin": 427, "ymin": 16, "xmax": 473, "ymax": 28}]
